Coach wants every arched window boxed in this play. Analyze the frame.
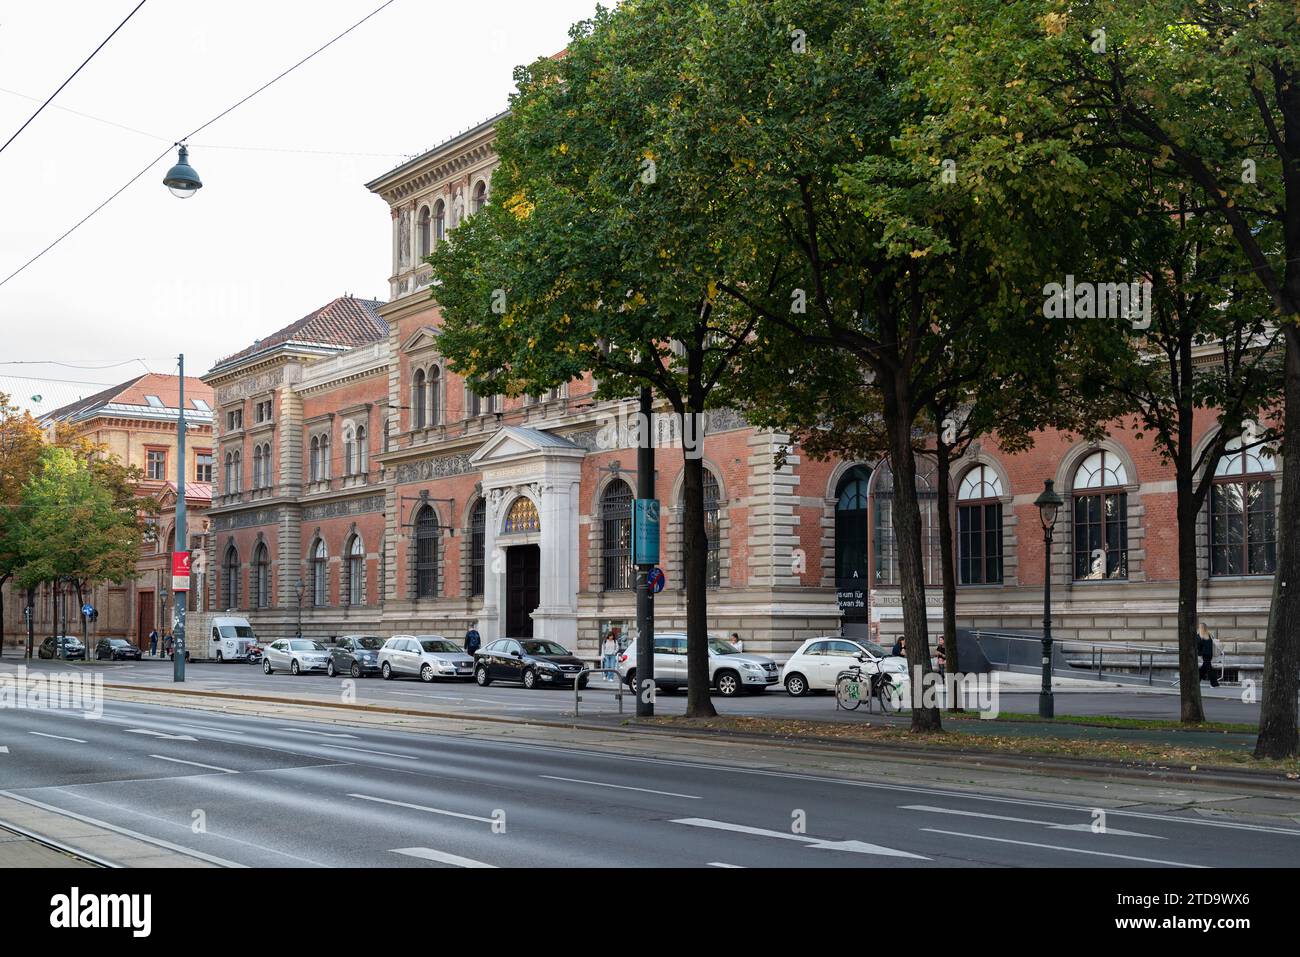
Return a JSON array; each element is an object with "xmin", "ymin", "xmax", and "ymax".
[
  {"xmin": 263, "ymin": 444, "xmax": 273, "ymax": 487},
  {"xmin": 318, "ymin": 433, "xmax": 330, "ymax": 480},
  {"xmin": 222, "ymin": 544, "xmax": 240, "ymax": 609},
  {"xmin": 311, "ymin": 539, "xmax": 328, "ymax": 606},
  {"xmin": 346, "ymin": 534, "xmax": 365, "ymax": 605},
  {"xmin": 355, "ymin": 425, "xmax": 367, "ymax": 475},
  {"xmin": 469, "ymin": 499, "xmax": 486, "ymax": 596},
  {"xmin": 165, "ymin": 525, "xmax": 176, "ymax": 555},
  {"xmin": 957, "ymin": 465, "xmax": 1004, "ymax": 584},
  {"xmin": 835, "ymin": 466, "xmax": 871, "ymax": 618},
  {"xmin": 873, "ymin": 458, "xmax": 940, "ymax": 586},
  {"xmin": 1072, "ymin": 450, "xmax": 1129, "ymax": 580},
  {"xmin": 252, "ymin": 445, "xmax": 263, "ymax": 489},
  {"xmin": 232, "ymin": 450, "xmax": 241, "ymax": 492},
  {"xmin": 342, "ymin": 424, "xmax": 356, "ymax": 476},
  {"xmin": 428, "ymin": 367, "xmax": 441, "ymax": 425},
  {"xmin": 309, "ymin": 435, "xmax": 320, "ymax": 482},
  {"xmin": 417, "ymin": 205, "xmax": 431, "ymax": 258},
  {"xmin": 466, "ymin": 386, "xmax": 481, "ymax": 418},
  {"xmin": 412, "ymin": 369, "xmax": 427, "ymax": 428},
  {"xmin": 601, "ymin": 479, "xmax": 634, "ymax": 591},
  {"xmin": 1211, "ymin": 446, "xmax": 1277, "ymax": 577},
  {"xmin": 434, "ymin": 200, "xmax": 446, "ymax": 242},
  {"xmin": 472, "ymin": 181, "xmax": 487, "ymax": 214},
  {"xmin": 253, "ymin": 543, "xmax": 270, "ymax": 608},
  {"xmin": 414, "ymin": 506, "xmax": 440, "ymax": 598},
  {"xmin": 502, "ymin": 497, "xmax": 540, "ymax": 534}
]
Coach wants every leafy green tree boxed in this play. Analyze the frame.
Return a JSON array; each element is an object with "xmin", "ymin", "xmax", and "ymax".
[{"xmin": 0, "ymin": 394, "xmax": 46, "ymax": 655}]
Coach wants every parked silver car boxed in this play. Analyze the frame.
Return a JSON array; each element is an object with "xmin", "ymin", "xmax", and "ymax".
[
  {"xmin": 262, "ymin": 638, "xmax": 331, "ymax": 675},
  {"xmin": 379, "ymin": 634, "xmax": 475, "ymax": 682},
  {"xmin": 616, "ymin": 633, "xmax": 779, "ymax": 696}
]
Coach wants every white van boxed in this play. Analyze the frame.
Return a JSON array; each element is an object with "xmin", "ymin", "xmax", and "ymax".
[{"xmin": 183, "ymin": 614, "xmax": 261, "ymax": 663}]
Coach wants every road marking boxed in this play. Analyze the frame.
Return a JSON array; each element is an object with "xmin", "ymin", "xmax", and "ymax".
[
  {"xmin": 672, "ymin": 818, "xmax": 928, "ymax": 858},
  {"xmin": 391, "ymin": 846, "xmax": 496, "ymax": 868},
  {"xmin": 324, "ymin": 745, "xmax": 417, "ymax": 760},
  {"xmin": 124, "ymin": 728, "xmax": 197, "ymax": 741},
  {"xmin": 707, "ymin": 862, "xmax": 744, "ymax": 868},
  {"xmin": 901, "ymin": 805, "xmax": 1165, "ymax": 839},
  {"xmin": 540, "ymin": 775, "xmax": 701, "ymax": 799},
  {"xmin": 0, "ymin": 790, "xmax": 245, "ymax": 868},
  {"xmin": 348, "ymin": 793, "xmax": 496, "ymax": 824},
  {"xmin": 27, "ymin": 732, "xmax": 87, "ymax": 743},
  {"xmin": 280, "ymin": 728, "xmax": 358, "ymax": 739},
  {"xmin": 149, "ymin": 754, "xmax": 238, "ymax": 774},
  {"xmin": 920, "ymin": 829, "xmax": 1204, "ymax": 867},
  {"xmin": 177, "ymin": 725, "xmax": 244, "ymax": 735},
  {"xmin": 0, "ymin": 747, "xmax": 7, "ymax": 754}
]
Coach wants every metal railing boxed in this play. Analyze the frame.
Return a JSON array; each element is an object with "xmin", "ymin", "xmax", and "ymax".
[
  {"xmin": 970, "ymin": 630, "xmax": 1230, "ymax": 686},
  {"xmin": 572, "ymin": 667, "xmax": 625, "ymax": 718}
]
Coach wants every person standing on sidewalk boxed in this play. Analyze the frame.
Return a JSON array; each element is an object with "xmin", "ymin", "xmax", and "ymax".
[
  {"xmin": 1197, "ymin": 622, "xmax": 1220, "ymax": 687},
  {"xmin": 464, "ymin": 623, "xmax": 481, "ymax": 656},
  {"xmin": 730, "ymin": 632, "xmax": 744, "ymax": 652},
  {"xmin": 601, "ymin": 631, "xmax": 618, "ymax": 680},
  {"xmin": 148, "ymin": 629, "xmax": 158, "ymax": 657}
]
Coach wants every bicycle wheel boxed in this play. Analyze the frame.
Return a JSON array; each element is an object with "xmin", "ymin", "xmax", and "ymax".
[
  {"xmin": 878, "ymin": 677, "xmax": 906, "ymax": 714},
  {"xmin": 836, "ymin": 675, "xmax": 864, "ymax": 711}
]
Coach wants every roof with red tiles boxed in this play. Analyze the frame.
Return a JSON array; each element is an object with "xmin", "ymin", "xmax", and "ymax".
[
  {"xmin": 43, "ymin": 373, "xmax": 214, "ymax": 424},
  {"xmin": 209, "ymin": 296, "xmax": 388, "ymax": 373}
]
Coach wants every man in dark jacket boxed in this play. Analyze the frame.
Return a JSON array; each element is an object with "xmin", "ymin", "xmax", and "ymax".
[
  {"xmin": 464, "ymin": 623, "xmax": 481, "ymax": 655},
  {"xmin": 1197, "ymin": 623, "xmax": 1219, "ymax": 688}
]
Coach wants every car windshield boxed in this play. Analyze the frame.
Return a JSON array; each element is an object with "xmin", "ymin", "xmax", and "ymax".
[
  {"xmin": 291, "ymin": 640, "xmax": 326, "ymax": 652},
  {"xmin": 862, "ymin": 641, "xmax": 891, "ymax": 658},
  {"xmin": 108, "ymin": 639, "xmax": 128, "ymax": 647},
  {"xmin": 354, "ymin": 637, "xmax": 383, "ymax": 650},
  {"xmin": 708, "ymin": 638, "xmax": 740, "ymax": 655},
  {"xmin": 521, "ymin": 640, "xmax": 570, "ymax": 656},
  {"xmin": 419, "ymin": 639, "xmax": 460, "ymax": 653},
  {"xmin": 219, "ymin": 625, "xmax": 255, "ymax": 639}
]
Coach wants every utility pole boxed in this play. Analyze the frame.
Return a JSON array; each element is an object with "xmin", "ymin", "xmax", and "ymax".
[
  {"xmin": 635, "ymin": 387, "xmax": 655, "ymax": 717},
  {"xmin": 174, "ymin": 354, "xmax": 187, "ymax": 683}
]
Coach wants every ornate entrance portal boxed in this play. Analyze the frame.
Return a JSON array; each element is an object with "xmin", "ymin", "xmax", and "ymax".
[{"xmin": 505, "ymin": 544, "xmax": 541, "ymax": 637}]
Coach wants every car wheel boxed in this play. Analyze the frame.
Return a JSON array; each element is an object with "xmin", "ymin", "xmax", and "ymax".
[
  {"xmin": 327, "ymin": 660, "xmax": 336, "ymax": 678},
  {"xmin": 291, "ymin": 660, "xmax": 300, "ymax": 676},
  {"xmin": 625, "ymin": 669, "xmax": 636, "ymax": 692},
  {"xmin": 263, "ymin": 659, "xmax": 273, "ymax": 675},
  {"xmin": 715, "ymin": 670, "xmax": 741, "ymax": 697},
  {"xmin": 785, "ymin": 673, "xmax": 809, "ymax": 697},
  {"xmin": 523, "ymin": 669, "xmax": 537, "ymax": 690},
  {"xmin": 350, "ymin": 662, "xmax": 361, "ymax": 679},
  {"xmin": 382, "ymin": 662, "xmax": 393, "ymax": 680},
  {"xmin": 420, "ymin": 663, "xmax": 435, "ymax": 683},
  {"xmin": 216, "ymin": 651, "xmax": 224, "ymax": 663},
  {"xmin": 475, "ymin": 665, "xmax": 491, "ymax": 686}
]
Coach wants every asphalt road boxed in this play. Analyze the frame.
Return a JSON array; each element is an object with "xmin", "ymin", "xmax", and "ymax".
[
  {"xmin": 0, "ymin": 656, "xmax": 1262, "ymax": 726},
  {"xmin": 0, "ymin": 697, "xmax": 1293, "ymax": 868}
]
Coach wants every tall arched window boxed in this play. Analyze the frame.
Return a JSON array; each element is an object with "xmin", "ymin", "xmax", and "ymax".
[
  {"xmin": 309, "ymin": 435, "xmax": 320, "ymax": 481},
  {"xmin": 412, "ymin": 369, "xmax": 427, "ymax": 428},
  {"xmin": 1211, "ymin": 446, "xmax": 1277, "ymax": 577},
  {"xmin": 466, "ymin": 387, "xmax": 481, "ymax": 418},
  {"xmin": 428, "ymin": 367, "xmax": 441, "ymax": 425},
  {"xmin": 231, "ymin": 450, "xmax": 241, "ymax": 492},
  {"xmin": 346, "ymin": 534, "xmax": 365, "ymax": 605},
  {"xmin": 414, "ymin": 506, "xmax": 440, "ymax": 598},
  {"xmin": 873, "ymin": 458, "xmax": 939, "ymax": 586},
  {"xmin": 355, "ymin": 425, "xmax": 367, "ymax": 475},
  {"xmin": 318, "ymin": 433, "xmax": 330, "ymax": 480},
  {"xmin": 253, "ymin": 542, "xmax": 270, "ymax": 608},
  {"xmin": 957, "ymin": 464, "xmax": 1004, "ymax": 584},
  {"xmin": 469, "ymin": 499, "xmax": 486, "ymax": 596},
  {"xmin": 262, "ymin": 444, "xmax": 273, "ymax": 487},
  {"xmin": 1072, "ymin": 450, "xmax": 1129, "ymax": 580},
  {"xmin": 434, "ymin": 200, "xmax": 446, "ymax": 241},
  {"xmin": 252, "ymin": 445, "xmax": 263, "ymax": 489},
  {"xmin": 472, "ymin": 181, "xmax": 487, "ymax": 214},
  {"xmin": 417, "ymin": 205, "xmax": 431, "ymax": 258},
  {"xmin": 342, "ymin": 424, "xmax": 356, "ymax": 476},
  {"xmin": 835, "ymin": 466, "xmax": 871, "ymax": 618},
  {"xmin": 601, "ymin": 479, "xmax": 634, "ymax": 591},
  {"xmin": 222, "ymin": 544, "xmax": 240, "ymax": 609},
  {"xmin": 311, "ymin": 539, "xmax": 328, "ymax": 606}
]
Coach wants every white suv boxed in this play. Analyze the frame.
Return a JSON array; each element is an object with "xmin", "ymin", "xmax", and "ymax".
[
  {"xmin": 617, "ymin": 633, "xmax": 779, "ymax": 696},
  {"xmin": 781, "ymin": 636, "xmax": 907, "ymax": 696}
]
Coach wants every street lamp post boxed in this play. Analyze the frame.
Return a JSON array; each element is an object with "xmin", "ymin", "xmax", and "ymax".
[
  {"xmin": 1034, "ymin": 479, "xmax": 1064, "ymax": 719},
  {"xmin": 295, "ymin": 578, "xmax": 305, "ymax": 641}
]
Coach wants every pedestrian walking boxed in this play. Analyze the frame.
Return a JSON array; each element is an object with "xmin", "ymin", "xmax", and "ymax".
[
  {"xmin": 730, "ymin": 632, "xmax": 744, "ymax": 652},
  {"xmin": 1197, "ymin": 622, "xmax": 1220, "ymax": 688},
  {"xmin": 601, "ymin": 631, "xmax": 618, "ymax": 680},
  {"xmin": 935, "ymin": 638, "xmax": 947, "ymax": 676},
  {"xmin": 464, "ymin": 623, "xmax": 481, "ymax": 655},
  {"xmin": 148, "ymin": 629, "xmax": 158, "ymax": 657}
]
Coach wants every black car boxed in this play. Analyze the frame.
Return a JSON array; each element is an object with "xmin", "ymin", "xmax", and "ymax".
[
  {"xmin": 328, "ymin": 635, "xmax": 384, "ymax": 678},
  {"xmin": 94, "ymin": 637, "xmax": 141, "ymax": 661},
  {"xmin": 37, "ymin": 636, "xmax": 85, "ymax": 660},
  {"xmin": 474, "ymin": 638, "xmax": 588, "ymax": 690}
]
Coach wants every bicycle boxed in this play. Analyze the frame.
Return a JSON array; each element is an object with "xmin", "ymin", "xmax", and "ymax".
[{"xmin": 835, "ymin": 655, "xmax": 907, "ymax": 713}]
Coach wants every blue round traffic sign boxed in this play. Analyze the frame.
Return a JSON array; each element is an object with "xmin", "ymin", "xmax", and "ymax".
[{"xmin": 647, "ymin": 567, "xmax": 666, "ymax": 594}]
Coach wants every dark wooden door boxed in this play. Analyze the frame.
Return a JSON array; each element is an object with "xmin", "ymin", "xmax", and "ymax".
[
  {"xmin": 505, "ymin": 545, "xmax": 540, "ymax": 637},
  {"xmin": 136, "ymin": 591, "xmax": 155, "ymax": 650}
]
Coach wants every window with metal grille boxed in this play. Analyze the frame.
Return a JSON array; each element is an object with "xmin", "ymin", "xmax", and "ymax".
[
  {"xmin": 253, "ymin": 543, "xmax": 270, "ymax": 608},
  {"xmin": 311, "ymin": 539, "xmax": 328, "ymax": 606},
  {"xmin": 872, "ymin": 458, "xmax": 940, "ymax": 586},
  {"xmin": 469, "ymin": 499, "xmax": 485, "ymax": 596},
  {"xmin": 222, "ymin": 545, "xmax": 240, "ymax": 609},
  {"xmin": 601, "ymin": 479, "xmax": 634, "ymax": 591},
  {"xmin": 414, "ymin": 506, "xmax": 440, "ymax": 598},
  {"xmin": 680, "ymin": 471, "xmax": 722, "ymax": 587},
  {"xmin": 346, "ymin": 535, "xmax": 364, "ymax": 605}
]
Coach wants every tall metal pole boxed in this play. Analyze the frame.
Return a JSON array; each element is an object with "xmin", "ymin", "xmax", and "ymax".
[
  {"xmin": 1039, "ymin": 525, "xmax": 1054, "ymax": 718},
  {"xmin": 635, "ymin": 387, "xmax": 655, "ymax": 717},
  {"xmin": 174, "ymin": 355, "xmax": 187, "ymax": 683}
]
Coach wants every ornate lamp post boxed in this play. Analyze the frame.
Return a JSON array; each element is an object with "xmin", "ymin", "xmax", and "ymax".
[
  {"xmin": 1034, "ymin": 479, "xmax": 1064, "ymax": 719},
  {"xmin": 295, "ymin": 578, "xmax": 305, "ymax": 641}
]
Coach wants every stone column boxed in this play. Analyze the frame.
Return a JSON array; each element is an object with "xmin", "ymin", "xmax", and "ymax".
[
  {"xmin": 532, "ymin": 478, "xmax": 581, "ymax": 648},
  {"xmin": 480, "ymin": 489, "xmax": 503, "ymax": 642}
]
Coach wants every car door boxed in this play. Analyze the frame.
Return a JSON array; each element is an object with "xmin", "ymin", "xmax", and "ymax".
[
  {"xmin": 824, "ymin": 640, "xmax": 868, "ymax": 687},
  {"xmin": 651, "ymin": 635, "xmax": 683, "ymax": 687},
  {"xmin": 794, "ymin": 641, "xmax": 828, "ymax": 688},
  {"xmin": 500, "ymin": 640, "xmax": 526, "ymax": 684},
  {"xmin": 488, "ymin": 640, "xmax": 510, "ymax": 680}
]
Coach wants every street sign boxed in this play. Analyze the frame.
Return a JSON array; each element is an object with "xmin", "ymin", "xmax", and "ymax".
[
  {"xmin": 632, "ymin": 498, "xmax": 660, "ymax": 565},
  {"xmin": 647, "ymin": 567, "xmax": 666, "ymax": 594},
  {"xmin": 81, "ymin": 603, "xmax": 94, "ymax": 618},
  {"xmin": 171, "ymin": 551, "xmax": 191, "ymax": 592}
]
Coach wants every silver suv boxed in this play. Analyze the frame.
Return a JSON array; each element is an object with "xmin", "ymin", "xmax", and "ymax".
[{"xmin": 616, "ymin": 633, "xmax": 778, "ymax": 696}]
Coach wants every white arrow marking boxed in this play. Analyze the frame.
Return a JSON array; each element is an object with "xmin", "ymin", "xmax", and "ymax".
[
  {"xmin": 672, "ymin": 818, "xmax": 928, "ymax": 859},
  {"xmin": 0, "ymin": 746, "xmax": 8, "ymax": 754},
  {"xmin": 280, "ymin": 728, "xmax": 358, "ymax": 739},
  {"xmin": 125, "ymin": 729, "xmax": 197, "ymax": 741},
  {"xmin": 348, "ymin": 793, "xmax": 496, "ymax": 824},
  {"xmin": 28, "ymin": 732, "xmax": 87, "ymax": 743},
  {"xmin": 391, "ymin": 847, "xmax": 495, "ymax": 868},
  {"xmin": 901, "ymin": 805, "xmax": 1166, "ymax": 839},
  {"xmin": 921, "ymin": 829, "xmax": 1203, "ymax": 867},
  {"xmin": 707, "ymin": 862, "xmax": 744, "ymax": 868}
]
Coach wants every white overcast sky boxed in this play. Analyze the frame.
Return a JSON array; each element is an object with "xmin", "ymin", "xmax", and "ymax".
[{"xmin": 0, "ymin": 0, "xmax": 601, "ymax": 390}]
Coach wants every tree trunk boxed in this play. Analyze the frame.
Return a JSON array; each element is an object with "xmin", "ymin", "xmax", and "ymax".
[
  {"xmin": 76, "ymin": 580, "xmax": 88, "ymax": 650},
  {"xmin": 935, "ymin": 438, "xmax": 960, "ymax": 709},
  {"xmin": 1256, "ymin": 327, "xmax": 1300, "ymax": 758},
  {"xmin": 1174, "ymin": 465, "xmax": 1206, "ymax": 723},
  {"xmin": 681, "ymin": 438, "xmax": 717, "ymax": 717},
  {"xmin": 884, "ymin": 379, "xmax": 941, "ymax": 732},
  {"xmin": 0, "ymin": 572, "xmax": 7, "ymax": 659}
]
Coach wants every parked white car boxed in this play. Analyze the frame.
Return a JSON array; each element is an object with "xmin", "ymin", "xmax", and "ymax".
[
  {"xmin": 262, "ymin": 638, "xmax": 331, "ymax": 676},
  {"xmin": 781, "ymin": 637, "xmax": 908, "ymax": 696},
  {"xmin": 617, "ymin": 633, "xmax": 779, "ymax": 696},
  {"xmin": 379, "ymin": 634, "xmax": 475, "ymax": 682}
]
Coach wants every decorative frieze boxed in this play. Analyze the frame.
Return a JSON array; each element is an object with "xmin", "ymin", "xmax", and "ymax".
[
  {"xmin": 302, "ymin": 495, "xmax": 385, "ymax": 521},
  {"xmin": 392, "ymin": 453, "xmax": 474, "ymax": 484},
  {"xmin": 216, "ymin": 368, "xmax": 285, "ymax": 405},
  {"xmin": 214, "ymin": 508, "xmax": 281, "ymax": 531}
]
